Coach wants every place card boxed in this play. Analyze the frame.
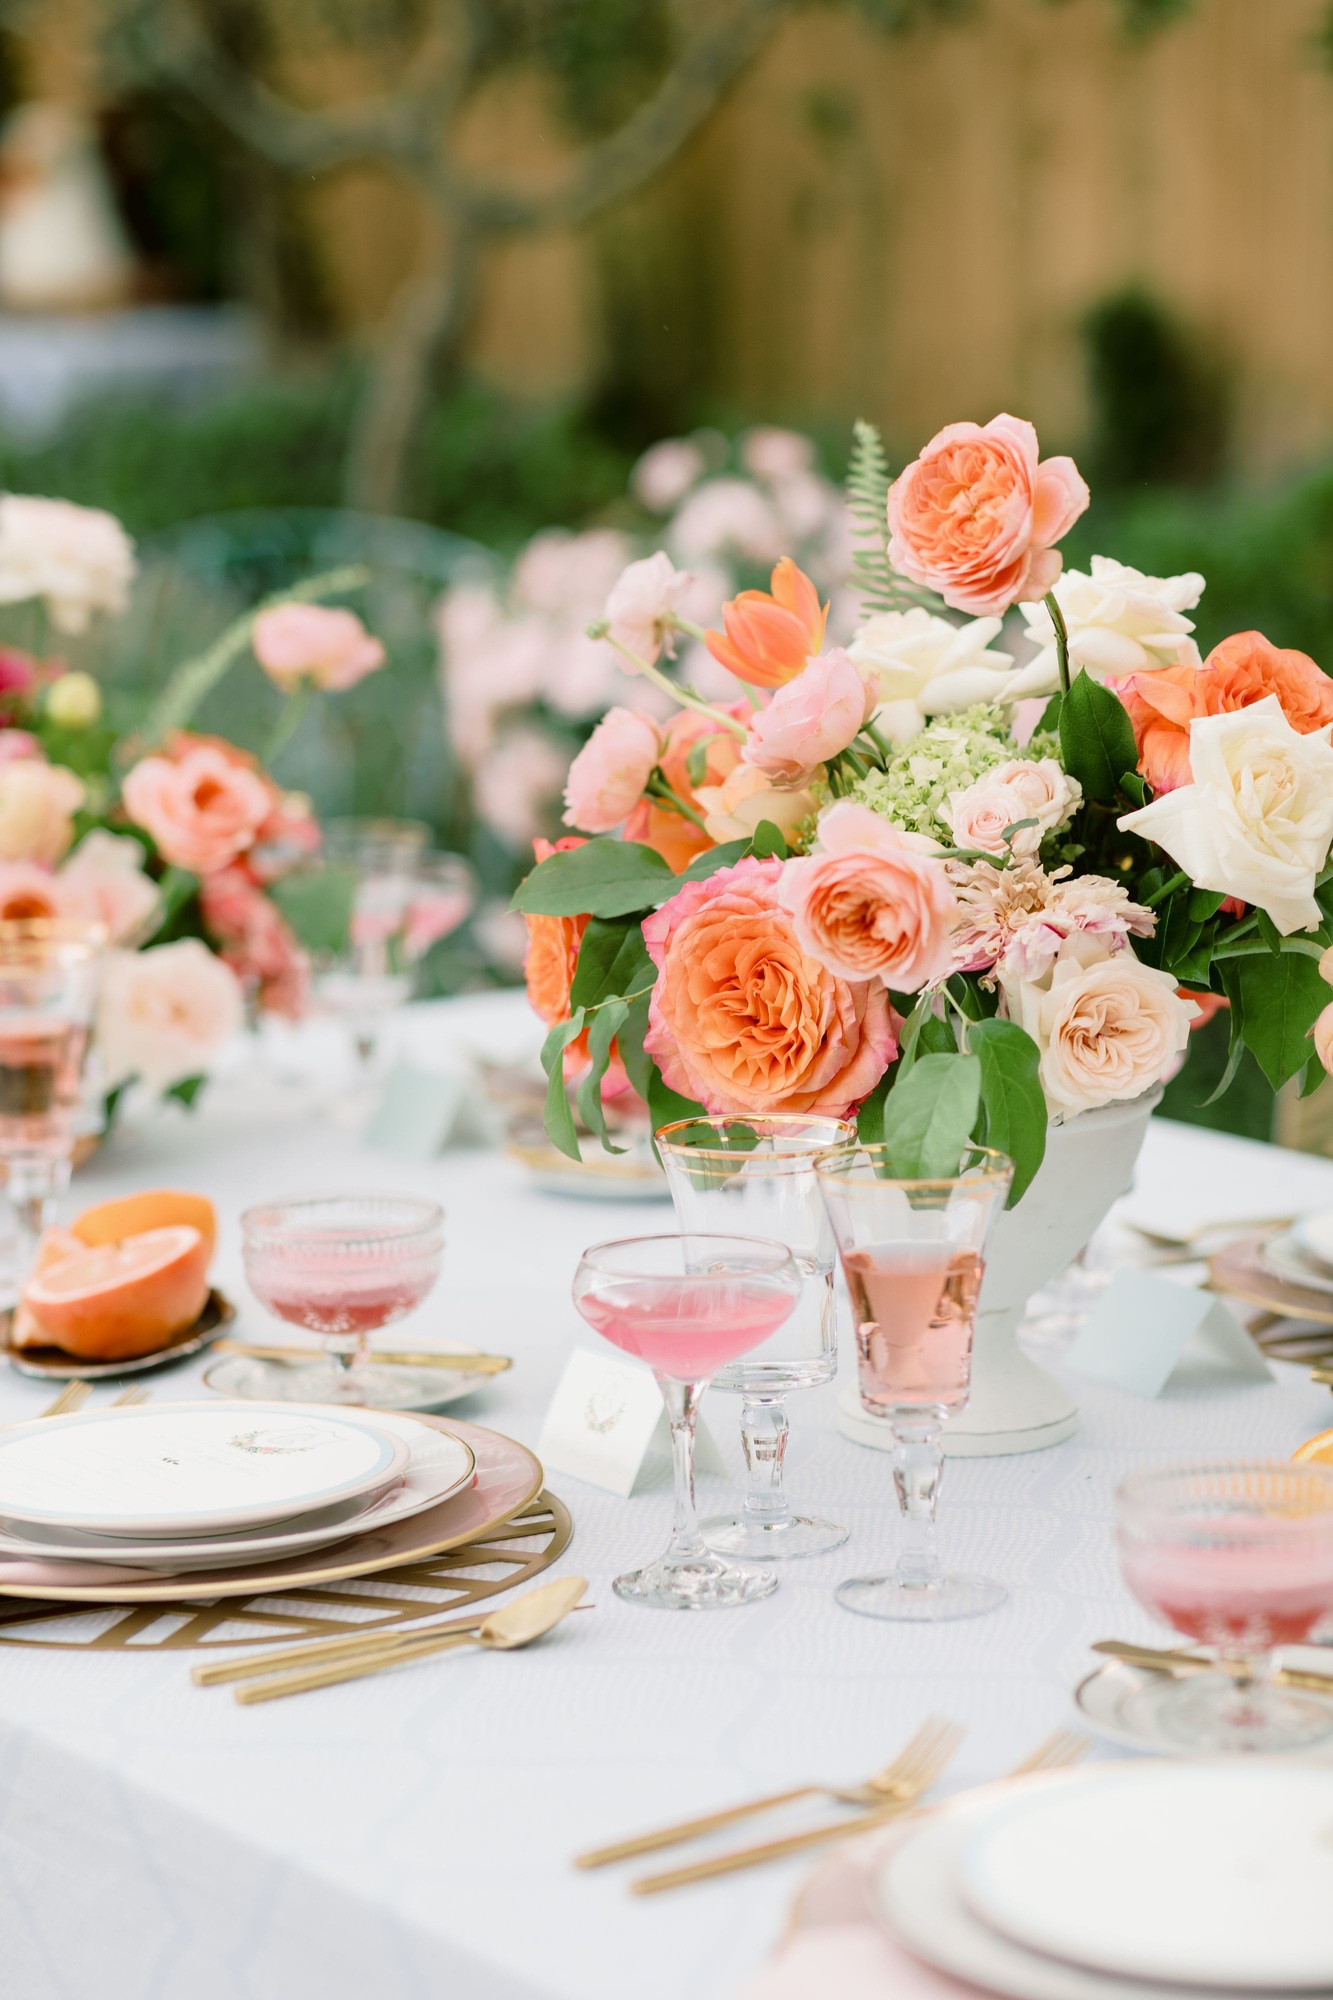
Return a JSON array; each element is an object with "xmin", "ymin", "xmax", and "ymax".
[
  {"xmin": 364, "ymin": 1061, "xmax": 469, "ymax": 1160},
  {"xmin": 1065, "ymin": 1270, "xmax": 1273, "ymax": 1398},
  {"xmin": 537, "ymin": 1346, "xmax": 726, "ymax": 1497}
]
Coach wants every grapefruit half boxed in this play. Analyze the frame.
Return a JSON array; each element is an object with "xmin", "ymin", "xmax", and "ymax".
[
  {"xmin": 71, "ymin": 1190, "xmax": 217, "ymax": 1260},
  {"xmin": 22, "ymin": 1225, "xmax": 211, "ymax": 1360}
]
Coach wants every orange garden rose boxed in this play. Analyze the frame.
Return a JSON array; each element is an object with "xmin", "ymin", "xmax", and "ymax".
[
  {"xmin": 1112, "ymin": 629, "xmax": 1333, "ymax": 795},
  {"xmin": 642, "ymin": 855, "xmax": 896, "ymax": 1117},
  {"xmin": 704, "ymin": 558, "xmax": 827, "ymax": 689},
  {"xmin": 522, "ymin": 835, "xmax": 588, "ymax": 1033},
  {"xmin": 622, "ymin": 706, "xmax": 746, "ymax": 871}
]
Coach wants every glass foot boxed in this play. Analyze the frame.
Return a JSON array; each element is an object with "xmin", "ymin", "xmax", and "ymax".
[
  {"xmin": 613, "ymin": 1549, "xmax": 778, "ymax": 1610},
  {"xmin": 1123, "ymin": 1671, "xmax": 1333, "ymax": 1754},
  {"xmin": 836, "ymin": 1571, "xmax": 1007, "ymax": 1621},
  {"xmin": 701, "ymin": 1511, "xmax": 848, "ymax": 1560},
  {"xmin": 223, "ymin": 1358, "xmax": 439, "ymax": 1410}
]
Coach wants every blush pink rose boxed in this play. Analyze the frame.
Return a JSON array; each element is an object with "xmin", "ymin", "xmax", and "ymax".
[
  {"xmin": 60, "ymin": 830, "xmax": 161, "ymax": 943},
  {"xmin": 0, "ymin": 861, "xmax": 85, "ymax": 924},
  {"xmin": 97, "ymin": 940, "xmax": 244, "ymax": 1093},
  {"xmin": 0, "ymin": 757, "xmax": 83, "ymax": 864},
  {"xmin": 199, "ymin": 866, "xmax": 311, "ymax": 1020},
  {"xmin": 122, "ymin": 740, "xmax": 273, "ymax": 874},
  {"xmin": 562, "ymin": 707, "xmax": 661, "ymax": 833},
  {"xmin": 742, "ymin": 649, "xmax": 877, "ymax": 784},
  {"xmin": 887, "ymin": 415, "xmax": 1089, "ymax": 616},
  {"xmin": 947, "ymin": 758, "xmax": 1080, "ymax": 859},
  {"xmin": 603, "ymin": 552, "xmax": 693, "ymax": 667},
  {"xmin": 642, "ymin": 854, "xmax": 897, "ymax": 1118},
  {"xmin": 779, "ymin": 801, "xmax": 958, "ymax": 988},
  {"xmin": 0, "ymin": 729, "xmax": 41, "ymax": 764},
  {"xmin": 252, "ymin": 604, "xmax": 385, "ymax": 693}
]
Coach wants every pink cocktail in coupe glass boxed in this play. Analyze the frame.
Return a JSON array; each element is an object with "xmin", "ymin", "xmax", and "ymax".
[
  {"xmin": 572, "ymin": 1233, "xmax": 802, "ymax": 1609},
  {"xmin": 816, "ymin": 1143, "xmax": 1012, "ymax": 1622},
  {"xmin": 242, "ymin": 1194, "xmax": 444, "ymax": 1405},
  {"xmin": 1116, "ymin": 1459, "xmax": 1333, "ymax": 1752}
]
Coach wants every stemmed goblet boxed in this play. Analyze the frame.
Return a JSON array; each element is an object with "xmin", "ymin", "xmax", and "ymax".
[
  {"xmin": 1116, "ymin": 1458, "xmax": 1333, "ymax": 1753},
  {"xmin": 572, "ymin": 1233, "xmax": 802, "ymax": 1609},
  {"xmin": 242, "ymin": 1193, "xmax": 444, "ymax": 1406},
  {"xmin": 655, "ymin": 1115, "xmax": 853, "ymax": 1560},
  {"xmin": 816, "ymin": 1142, "xmax": 1012, "ymax": 1620}
]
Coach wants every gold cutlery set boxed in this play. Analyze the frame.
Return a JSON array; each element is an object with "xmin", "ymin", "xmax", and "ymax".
[
  {"xmin": 211, "ymin": 1338, "xmax": 512, "ymax": 1374},
  {"xmin": 34, "ymin": 1381, "xmax": 150, "ymax": 1419}
]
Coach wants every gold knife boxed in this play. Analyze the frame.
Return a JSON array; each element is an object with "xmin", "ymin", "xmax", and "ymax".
[
  {"xmin": 214, "ymin": 1338, "xmax": 510, "ymax": 1374},
  {"xmin": 1092, "ymin": 1638, "xmax": 1333, "ymax": 1694}
]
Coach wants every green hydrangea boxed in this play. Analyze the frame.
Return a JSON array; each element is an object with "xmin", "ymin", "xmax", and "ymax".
[{"xmin": 849, "ymin": 704, "xmax": 1021, "ymax": 839}]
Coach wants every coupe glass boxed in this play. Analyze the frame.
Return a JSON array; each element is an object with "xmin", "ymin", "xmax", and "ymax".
[
  {"xmin": 242, "ymin": 1193, "xmax": 444, "ymax": 1404},
  {"xmin": 572, "ymin": 1233, "xmax": 802, "ymax": 1609},
  {"xmin": 656, "ymin": 1115, "xmax": 853, "ymax": 1560},
  {"xmin": 0, "ymin": 919, "xmax": 105, "ymax": 1287},
  {"xmin": 816, "ymin": 1142, "xmax": 1013, "ymax": 1620},
  {"xmin": 1116, "ymin": 1459, "xmax": 1333, "ymax": 1752},
  {"xmin": 316, "ymin": 817, "xmax": 431, "ymax": 1074}
]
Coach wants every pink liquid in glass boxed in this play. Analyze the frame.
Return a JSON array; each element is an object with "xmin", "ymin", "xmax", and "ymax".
[
  {"xmin": 1121, "ymin": 1521, "xmax": 1333, "ymax": 1650},
  {"xmin": 0, "ymin": 1015, "xmax": 87, "ymax": 1155},
  {"xmin": 248, "ymin": 1249, "xmax": 436, "ymax": 1338},
  {"xmin": 579, "ymin": 1277, "xmax": 796, "ymax": 1379},
  {"xmin": 844, "ymin": 1244, "xmax": 982, "ymax": 1412}
]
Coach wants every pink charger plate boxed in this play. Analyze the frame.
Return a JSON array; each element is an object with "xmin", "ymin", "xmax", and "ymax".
[{"xmin": 0, "ymin": 1416, "xmax": 541, "ymax": 1603}]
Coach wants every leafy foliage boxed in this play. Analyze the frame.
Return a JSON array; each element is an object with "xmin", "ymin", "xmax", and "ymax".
[{"xmin": 845, "ymin": 418, "xmax": 927, "ymax": 616}]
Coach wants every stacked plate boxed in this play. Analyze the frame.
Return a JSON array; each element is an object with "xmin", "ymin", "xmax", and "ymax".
[
  {"xmin": 0, "ymin": 1402, "xmax": 476, "ymax": 1576},
  {"xmin": 874, "ymin": 1764, "xmax": 1333, "ymax": 1999},
  {"xmin": 1262, "ymin": 1212, "xmax": 1333, "ymax": 1296}
]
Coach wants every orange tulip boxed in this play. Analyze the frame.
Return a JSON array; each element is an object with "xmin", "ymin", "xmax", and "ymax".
[{"xmin": 704, "ymin": 557, "xmax": 828, "ymax": 689}]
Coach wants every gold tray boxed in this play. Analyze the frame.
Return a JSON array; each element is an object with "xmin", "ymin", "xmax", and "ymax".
[{"xmin": 0, "ymin": 1287, "xmax": 236, "ymax": 1381}]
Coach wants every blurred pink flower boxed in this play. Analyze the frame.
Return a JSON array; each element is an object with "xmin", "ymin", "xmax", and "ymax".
[
  {"xmin": 97, "ymin": 939, "xmax": 244, "ymax": 1092},
  {"xmin": 514, "ymin": 528, "xmax": 630, "ymax": 618},
  {"xmin": 669, "ymin": 479, "xmax": 784, "ymax": 567},
  {"xmin": 249, "ymin": 792, "xmax": 321, "ymax": 884},
  {"xmin": 123, "ymin": 739, "xmax": 272, "ymax": 874},
  {"xmin": 0, "ymin": 728, "xmax": 41, "ymax": 764},
  {"xmin": 473, "ymin": 727, "xmax": 569, "ymax": 849},
  {"xmin": 740, "ymin": 428, "xmax": 816, "ymax": 480},
  {"xmin": 742, "ymin": 649, "xmax": 876, "ymax": 784},
  {"xmin": 0, "ymin": 861, "xmax": 86, "ymax": 924},
  {"xmin": 60, "ymin": 830, "xmax": 160, "ymax": 943},
  {"xmin": 603, "ymin": 553, "xmax": 693, "ymax": 668},
  {"xmin": 0, "ymin": 757, "xmax": 83, "ymax": 864},
  {"xmin": 252, "ymin": 603, "xmax": 384, "ymax": 694},
  {"xmin": 200, "ymin": 866, "xmax": 311, "ymax": 1020},
  {"xmin": 631, "ymin": 439, "xmax": 706, "ymax": 513},
  {"xmin": 563, "ymin": 707, "xmax": 661, "ymax": 832}
]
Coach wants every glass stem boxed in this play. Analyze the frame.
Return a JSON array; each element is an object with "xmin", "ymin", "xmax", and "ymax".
[
  {"xmin": 892, "ymin": 1417, "xmax": 944, "ymax": 1591},
  {"xmin": 7, "ymin": 1154, "xmax": 69, "ymax": 1282},
  {"xmin": 740, "ymin": 1394, "xmax": 791, "ymax": 1527},
  {"xmin": 658, "ymin": 1374, "xmax": 708, "ymax": 1565}
]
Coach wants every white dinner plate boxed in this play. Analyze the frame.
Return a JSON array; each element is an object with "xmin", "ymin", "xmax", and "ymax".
[
  {"xmin": 874, "ymin": 1773, "xmax": 1333, "ymax": 2000},
  {"xmin": 1075, "ymin": 1655, "xmax": 1333, "ymax": 1758},
  {"xmin": 1262, "ymin": 1230, "xmax": 1333, "ymax": 1296},
  {"xmin": 0, "ymin": 1410, "xmax": 475, "ymax": 1570},
  {"xmin": 959, "ymin": 1764, "xmax": 1333, "ymax": 1990},
  {"xmin": 1295, "ymin": 1211, "xmax": 1333, "ymax": 1274},
  {"xmin": 0, "ymin": 1402, "xmax": 411, "ymax": 1537}
]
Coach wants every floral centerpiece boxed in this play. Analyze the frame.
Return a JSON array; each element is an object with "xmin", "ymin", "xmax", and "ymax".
[
  {"xmin": 513, "ymin": 411, "xmax": 1333, "ymax": 1206},
  {"xmin": 0, "ymin": 496, "xmax": 385, "ymax": 1106}
]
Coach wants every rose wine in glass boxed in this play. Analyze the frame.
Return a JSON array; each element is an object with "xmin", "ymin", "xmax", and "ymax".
[
  {"xmin": 1116, "ymin": 1459, "xmax": 1333, "ymax": 1752},
  {"xmin": 573, "ymin": 1233, "xmax": 802, "ymax": 1610},
  {"xmin": 242, "ymin": 1194, "xmax": 444, "ymax": 1405},
  {"xmin": 656, "ymin": 1114, "xmax": 854, "ymax": 1564},
  {"xmin": 817, "ymin": 1144, "xmax": 1012, "ymax": 1621}
]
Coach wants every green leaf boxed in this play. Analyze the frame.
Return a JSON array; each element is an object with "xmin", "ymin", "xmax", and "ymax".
[
  {"xmin": 674, "ymin": 838, "xmax": 750, "ymax": 884},
  {"xmin": 1300, "ymin": 1050, "xmax": 1327, "ymax": 1099},
  {"xmin": 685, "ymin": 737, "xmax": 711, "ymax": 787},
  {"xmin": 1170, "ymin": 924, "xmax": 1217, "ymax": 988},
  {"xmin": 917, "ymin": 1012, "xmax": 959, "ymax": 1057},
  {"xmin": 539, "ymin": 1011, "xmax": 587, "ymax": 1162},
  {"xmin": 1058, "ymin": 670, "xmax": 1138, "ymax": 803},
  {"xmin": 576, "ymin": 999, "xmax": 630, "ymax": 1155},
  {"xmin": 893, "ymin": 993, "xmax": 934, "ymax": 1077},
  {"xmin": 749, "ymin": 820, "xmax": 789, "ymax": 860},
  {"xmin": 1188, "ymin": 887, "xmax": 1227, "ymax": 923},
  {"xmin": 1255, "ymin": 910, "xmax": 1285, "ymax": 955},
  {"xmin": 967, "ymin": 1019, "xmax": 1046, "ymax": 1204},
  {"xmin": 1237, "ymin": 952, "xmax": 1328, "ymax": 1091},
  {"xmin": 881, "ymin": 1052, "xmax": 982, "ymax": 1180},
  {"xmin": 569, "ymin": 916, "xmax": 653, "ymax": 1011},
  {"xmin": 165, "ymin": 1074, "xmax": 207, "ymax": 1109},
  {"xmin": 617, "ymin": 988, "xmax": 654, "ymax": 1102},
  {"xmin": 269, "ymin": 866, "xmax": 357, "ymax": 955},
  {"xmin": 856, "ymin": 1062, "xmax": 895, "ymax": 1145},
  {"xmin": 1119, "ymin": 770, "xmax": 1148, "ymax": 808},
  {"xmin": 647, "ymin": 1062, "xmax": 706, "ymax": 1141},
  {"xmin": 1037, "ymin": 692, "xmax": 1063, "ymax": 735},
  {"xmin": 511, "ymin": 839, "xmax": 674, "ymax": 919}
]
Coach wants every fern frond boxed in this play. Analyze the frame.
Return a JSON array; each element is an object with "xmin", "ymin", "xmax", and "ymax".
[{"xmin": 845, "ymin": 418, "xmax": 936, "ymax": 615}]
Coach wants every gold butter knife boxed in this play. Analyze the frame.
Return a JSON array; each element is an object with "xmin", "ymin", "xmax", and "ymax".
[
  {"xmin": 1092, "ymin": 1638, "xmax": 1333, "ymax": 1694},
  {"xmin": 214, "ymin": 1338, "xmax": 510, "ymax": 1374}
]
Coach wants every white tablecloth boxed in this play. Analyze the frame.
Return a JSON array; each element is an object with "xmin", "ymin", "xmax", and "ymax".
[{"xmin": 1, "ymin": 993, "xmax": 1331, "ymax": 2000}]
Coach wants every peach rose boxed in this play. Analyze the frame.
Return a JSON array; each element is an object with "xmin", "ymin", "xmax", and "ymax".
[
  {"xmin": 563, "ymin": 708, "xmax": 660, "ymax": 833},
  {"xmin": 97, "ymin": 939, "xmax": 244, "ymax": 1094},
  {"xmin": 779, "ymin": 802, "xmax": 957, "ymax": 988},
  {"xmin": 122, "ymin": 739, "xmax": 273, "ymax": 874},
  {"xmin": 252, "ymin": 604, "xmax": 385, "ymax": 693},
  {"xmin": 623, "ymin": 705, "xmax": 746, "ymax": 871},
  {"xmin": 642, "ymin": 855, "xmax": 897, "ymax": 1117},
  {"xmin": 0, "ymin": 862, "xmax": 84, "ymax": 924},
  {"xmin": 523, "ymin": 833, "xmax": 589, "ymax": 1033},
  {"xmin": 693, "ymin": 763, "xmax": 815, "ymax": 846},
  {"xmin": 0, "ymin": 758, "xmax": 83, "ymax": 864},
  {"xmin": 887, "ymin": 415, "xmax": 1089, "ymax": 617},
  {"xmin": 60, "ymin": 831, "xmax": 161, "ymax": 943},
  {"xmin": 704, "ymin": 557, "xmax": 828, "ymax": 689},
  {"xmin": 1002, "ymin": 947, "xmax": 1196, "ymax": 1115},
  {"xmin": 1112, "ymin": 629, "xmax": 1333, "ymax": 796},
  {"xmin": 946, "ymin": 759, "xmax": 1081, "ymax": 859},
  {"xmin": 742, "ymin": 650, "xmax": 877, "ymax": 784},
  {"xmin": 1313, "ymin": 1003, "xmax": 1333, "ymax": 1076}
]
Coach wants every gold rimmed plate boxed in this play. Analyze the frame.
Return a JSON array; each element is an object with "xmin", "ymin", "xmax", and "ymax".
[{"xmin": 0, "ymin": 1289, "xmax": 236, "ymax": 1381}]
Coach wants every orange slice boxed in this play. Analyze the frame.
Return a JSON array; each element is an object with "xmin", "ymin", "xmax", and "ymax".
[
  {"xmin": 1294, "ymin": 1429, "xmax": 1333, "ymax": 1466},
  {"xmin": 71, "ymin": 1190, "xmax": 217, "ymax": 1260},
  {"xmin": 22, "ymin": 1225, "xmax": 211, "ymax": 1361},
  {"xmin": 10, "ymin": 1227, "xmax": 88, "ymax": 1350}
]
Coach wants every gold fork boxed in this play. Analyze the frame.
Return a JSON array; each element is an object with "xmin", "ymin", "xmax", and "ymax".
[
  {"xmin": 630, "ymin": 1727, "xmax": 1091, "ymax": 1897},
  {"xmin": 37, "ymin": 1380, "xmax": 90, "ymax": 1419},
  {"xmin": 109, "ymin": 1385, "xmax": 151, "ymax": 1408},
  {"xmin": 576, "ymin": 1716, "xmax": 963, "ymax": 1873}
]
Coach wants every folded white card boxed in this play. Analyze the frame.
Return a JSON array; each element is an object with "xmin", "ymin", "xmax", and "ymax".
[
  {"xmin": 1065, "ymin": 1270, "xmax": 1273, "ymax": 1398},
  {"xmin": 364, "ymin": 1062, "xmax": 468, "ymax": 1160},
  {"xmin": 537, "ymin": 1346, "xmax": 725, "ymax": 1497}
]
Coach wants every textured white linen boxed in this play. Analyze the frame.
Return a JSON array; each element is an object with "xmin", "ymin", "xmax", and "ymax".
[{"xmin": 0, "ymin": 991, "xmax": 1327, "ymax": 2000}]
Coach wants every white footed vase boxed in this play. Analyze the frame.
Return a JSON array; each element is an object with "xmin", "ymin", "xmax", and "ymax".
[{"xmin": 837, "ymin": 1084, "xmax": 1162, "ymax": 1459}]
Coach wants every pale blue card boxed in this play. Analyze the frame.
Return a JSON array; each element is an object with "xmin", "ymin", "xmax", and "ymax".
[
  {"xmin": 1065, "ymin": 1270, "xmax": 1273, "ymax": 1398},
  {"xmin": 364, "ymin": 1062, "xmax": 467, "ymax": 1160}
]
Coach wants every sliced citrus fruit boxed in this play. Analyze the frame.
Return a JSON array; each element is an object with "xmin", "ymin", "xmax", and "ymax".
[
  {"xmin": 22, "ymin": 1224, "xmax": 211, "ymax": 1361},
  {"xmin": 10, "ymin": 1227, "xmax": 89, "ymax": 1350},
  {"xmin": 71, "ymin": 1190, "xmax": 217, "ymax": 1260}
]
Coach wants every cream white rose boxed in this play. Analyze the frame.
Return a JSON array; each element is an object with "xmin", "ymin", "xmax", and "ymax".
[
  {"xmin": 1002, "ymin": 946, "xmax": 1196, "ymax": 1115},
  {"xmin": 1118, "ymin": 695, "xmax": 1333, "ymax": 935},
  {"xmin": 847, "ymin": 607, "xmax": 1015, "ymax": 744},
  {"xmin": 97, "ymin": 940, "xmax": 244, "ymax": 1094},
  {"xmin": 946, "ymin": 758, "xmax": 1081, "ymax": 859},
  {"xmin": 693, "ymin": 764, "xmax": 815, "ymax": 844},
  {"xmin": 1009, "ymin": 556, "xmax": 1204, "ymax": 699},
  {"xmin": 0, "ymin": 758, "xmax": 83, "ymax": 864},
  {"xmin": 0, "ymin": 496, "xmax": 136, "ymax": 633}
]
